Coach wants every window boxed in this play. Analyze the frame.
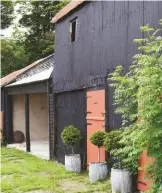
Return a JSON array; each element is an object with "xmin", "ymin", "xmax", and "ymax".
[{"xmin": 70, "ymin": 18, "xmax": 77, "ymax": 42}]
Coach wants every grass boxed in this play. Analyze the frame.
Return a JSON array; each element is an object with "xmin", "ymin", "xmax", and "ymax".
[{"xmin": 1, "ymin": 148, "xmax": 111, "ymax": 193}]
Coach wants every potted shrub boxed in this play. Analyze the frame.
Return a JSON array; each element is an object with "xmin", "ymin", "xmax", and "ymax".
[
  {"xmin": 104, "ymin": 130, "xmax": 132, "ymax": 193},
  {"xmin": 61, "ymin": 125, "xmax": 81, "ymax": 172},
  {"xmin": 89, "ymin": 131, "xmax": 108, "ymax": 183}
]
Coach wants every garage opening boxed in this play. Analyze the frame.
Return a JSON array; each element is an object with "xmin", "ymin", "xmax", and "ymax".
[{"xmin": 11, "ymin": 93, "xmax": 49, "ymax": 159}]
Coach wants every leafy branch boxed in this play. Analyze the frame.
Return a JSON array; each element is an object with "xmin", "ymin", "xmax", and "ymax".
[{"xmin": 109, "ymin": 20, "xmax": 162, "ymax": 192}]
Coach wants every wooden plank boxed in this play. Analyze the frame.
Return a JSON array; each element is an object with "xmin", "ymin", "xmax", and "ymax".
[
  {"xmin": 25, "ymin": 94, "xmax": 30, "ymax": 152},
  {"xmin": 6, "ymin": 95, "xmax": 13, "ymax": 143},
  {"xmin": 47, "ymin": 79, "xmax": 55, "ymax": 160},
  {"xmin": 86, "ymin": 89, "xmax": 106, "ymax": 166},
  {"xmin": 55, "ymin": 90, "xmax": 86, "ymax": 168},
  {"xmin": 7, "ymin": 81, "xmax": 47, "ymax": 95}
]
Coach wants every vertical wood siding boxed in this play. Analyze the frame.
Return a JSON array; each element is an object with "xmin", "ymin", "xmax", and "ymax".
[
  {"xmin": 1, "ymin": 89, "xmax": 4, "ymax": 111},
  {"xmin": 55, "ymin": 90, "xmax": 86, "ymax": 167},
  {"xmin": 5, "ymin": 95, "xmax": 13, "ymax": 143},
  {"xmin": 48, "ymin": 78, "xmax": 55, "ymax": 160},
  {"xmin": 53, "ymin": 1, "xmax": 162, "ymax": 129}
]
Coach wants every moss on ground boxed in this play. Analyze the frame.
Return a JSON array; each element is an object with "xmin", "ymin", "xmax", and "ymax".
[{"xmin": 1, "ymin": 148, "xmax": 111, "ymax": 193}]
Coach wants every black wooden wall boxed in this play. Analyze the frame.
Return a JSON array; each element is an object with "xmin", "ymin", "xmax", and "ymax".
[
  {"xmin": 53, "ymin": 1, "xmax": 162, "ymax": 129},
  {"xmin": 4, "ymin": 95, "xmax": 13, "ymax": 143},
  {"xmin": 55, "ymin": 90, "xmax": 86, "ymax": 167},
  {"xmin": 1, "ymin": 89, "xmax": 4, "ymax": 111},
  {"xmin": 48, "ymin": 78, "xmax": 55, "ymax": 160}
]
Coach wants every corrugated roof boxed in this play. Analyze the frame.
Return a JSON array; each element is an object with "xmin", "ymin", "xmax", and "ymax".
[
  {"xmin": 51, "ymin": 0, "xmax": 85, "ymax": 23},
  {"xmin": 6, "ymin": 67, "xmax": 53, "ymax": 87},
  {"xmin": 1, "ymin": 69, "xmax": 23, "ymax": 88},
  {"xmin": 1, "ymin": 54, "xmax": 54, "ymax": 87}
]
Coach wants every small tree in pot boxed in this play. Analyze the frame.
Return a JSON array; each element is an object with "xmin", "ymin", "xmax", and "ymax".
[
  {"xmin": 104, "ymin": 130, "xmax": 132, "ymax": 193},
  {"xmin": 61, "ymin": 125, "xmax": 81, "ymax": 172},
  {"xmin": 89, "ymin": 131, "xmax": 108, "ymax": 183}
]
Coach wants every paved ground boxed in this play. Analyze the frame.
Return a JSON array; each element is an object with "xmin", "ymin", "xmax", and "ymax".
[{"xmin": 7, "ymin": 141, "xmax": 49, "ymax": 160}]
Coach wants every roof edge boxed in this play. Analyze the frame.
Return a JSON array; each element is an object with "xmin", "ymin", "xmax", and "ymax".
[
  {"xmin": 6, "ymin": 67, "xmax": 53, "ymax": 88},
  {"xmin": 1, "ymin": 54, "xmax": 54, "ymax": 87},
  {"xmin": 15, "ymin": 54, "xmax": 54, "ymax": 81},
  {"xmin": 51, "ymin": 0, "xmax": 85, "ymax": 23}
]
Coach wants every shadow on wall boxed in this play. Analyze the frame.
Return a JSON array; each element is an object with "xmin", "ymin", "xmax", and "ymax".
[{"xmin": 12, "ymin": 93, "xmax": 49, "ymax": 142}]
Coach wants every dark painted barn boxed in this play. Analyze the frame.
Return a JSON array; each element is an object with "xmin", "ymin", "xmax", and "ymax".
[{"xmin": 52, "ymin": 1, "xmax": 162, "ymax": 167}]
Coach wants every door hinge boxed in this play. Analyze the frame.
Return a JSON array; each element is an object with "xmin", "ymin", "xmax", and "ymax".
[
  {"xmin": 85, "ymin": 123, "xmax": 92, "ymax": 126},
  {"xmin": 101, "ymin": 112, "xmax": 106, "ymax": 115},
  {"xmin": 85, "ymin": 111, "xmax": 92, "ymax": 114},
  {"xmin": 85, "ymin": 96, "xmax": 92, "ymax": 99}
]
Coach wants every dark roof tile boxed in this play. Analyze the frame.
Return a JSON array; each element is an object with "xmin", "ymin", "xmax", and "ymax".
[{"xmin": 1, "ymin": 54, "xmax": 54, "ymax": 87}]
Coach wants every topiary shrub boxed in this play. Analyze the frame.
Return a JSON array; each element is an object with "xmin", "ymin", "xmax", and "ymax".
[
  {"xmin": 104, "ymin": 130, "xmax": 124, "ymax": 169},
  {"xmin": 61, "ymin": 125, "xmax": 81, "ymax": 154},
  {"xmin": 104, "ymin": 130, "xmax": 123, "ymax": 153},
  {"xmin": 90, "ymin": 131, "xmax": 106, "ymax": 163}
]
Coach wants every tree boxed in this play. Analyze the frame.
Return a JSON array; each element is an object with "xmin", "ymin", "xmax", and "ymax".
[
  {"xmin": 17, "ymin": 0, "xmax": 69, "ymax": 64},
  {"xmin": 1, "ymin": 39, "xmax": 26, "ymax": 77},
  {"xmin": 1, "ymin": 0, "xmax": 69, "ymax": 77},
  {"xmin": 1, "ymin": 1, "xmax": 14, "ymax": 29},
  {"xmin": 109, "ymin": 20, "xmax": 162, "ymax": 192},
  {"xmin": 90, "ymin": 131, "xmax": 106, "ymax": 163},
  {"xmin": 61, "ymin": 125, "xmax": 81, "ymax": 154}
]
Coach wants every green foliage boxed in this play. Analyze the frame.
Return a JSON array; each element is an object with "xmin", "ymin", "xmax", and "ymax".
[
  {"xmin": 111, "ymin": 127, "xmax": 141, "ymax": 171},
  {"xmin": 1, "ymin": 138, "xmax": 7, "ymax": 147},
  {"xmin": 1, "ymin": 129, "xmax": 7, "ymax": 147},
  {"xmin": 90, "ymin": 131, "xmax": 106, "ymax": 148},
  {"xmin": 17, "ymin": 0, "xmax": 69, "ymax": 65},
  {"xmin": 109, "ymin": 20, "xmax": 162, "ymax": 192},
  {"xmin": 90, "ymin": 131, "xmax": 106, "ymax": 163},
  {"xmin": 61, "ymin": 125, "xmax": 81, "ymax": 154},
  {"xmin": 1, "ymin": 1, "xmax": 69, "ymax": 77},
  {"xmin": 1, "ymin": 39, "xmax": 26, "ymax": 77},
  {"xmin": 1, "ymin": 1, "xmax": 14, "ymax": 29},
  {"xmin": 104, "ymin": 130, "xmax": 123, "ymax": 153},
  {"xmin": 104, "ymin": 130, "xmax": 124, "ymax": 169},
  {"xmin": 104, "ymin": 129, "xmax": 140, "ymax": 171}
]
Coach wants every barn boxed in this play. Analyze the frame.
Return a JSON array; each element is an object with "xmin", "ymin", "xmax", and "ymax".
[{"xmin": 51, "ymin": 0, "xmax": 162, "ymax": 170}]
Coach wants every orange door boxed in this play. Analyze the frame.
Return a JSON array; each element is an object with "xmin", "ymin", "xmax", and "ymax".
[
  {"xmin": 137, "ymin": 150, "xmax": 153, "ymax": 191},
  {"xmin": 86, "ymin": 89, "xmax": 106, "ymax": 166}
]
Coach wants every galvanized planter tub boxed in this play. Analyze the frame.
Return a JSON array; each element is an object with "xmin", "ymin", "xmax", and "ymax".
[
  {"xmin": 65, "ymin": 154, "xmax": 81, "ymax": 173},
  {"xmin": 89, "ymin": 162, "xmax": 108, "ymax": 183},
  {"xmin": 111, "ymin": 168, "xmax": 132, "ymax": 193}
]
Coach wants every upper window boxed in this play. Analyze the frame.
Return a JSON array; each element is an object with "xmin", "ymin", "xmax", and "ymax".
[{"xmin": 70, "ymin": 18, "xmax": 77, "ymax": 42}]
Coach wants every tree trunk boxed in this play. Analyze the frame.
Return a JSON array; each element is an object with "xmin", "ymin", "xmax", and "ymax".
[
  {"xmin": 71, "ymin": 146, "xmax": 74, "ymax": 155},
  {"xmin": 98, "ymin": 147, "xmax": 100, "ymax": 163}
]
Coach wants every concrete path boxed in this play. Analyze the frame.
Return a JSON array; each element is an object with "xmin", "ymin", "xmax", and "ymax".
[{"xmin": 7, "ymin": 141, "xmax": 49, "ymax": 160}]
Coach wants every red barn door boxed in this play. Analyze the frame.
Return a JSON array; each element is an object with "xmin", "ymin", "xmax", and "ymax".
[
  {"xmin": 138, "ymin": 150, "xmax": 153, "ymax": 191},
  {"xmin": 86, "ymin": 89, "xmax": 106, "ymax": 167}
]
